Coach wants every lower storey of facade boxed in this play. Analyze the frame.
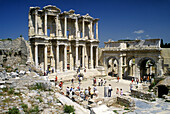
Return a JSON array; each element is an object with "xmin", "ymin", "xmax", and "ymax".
[{"xmin": 30, "ymin": 38, "xmax": 99, "ymax": 72}]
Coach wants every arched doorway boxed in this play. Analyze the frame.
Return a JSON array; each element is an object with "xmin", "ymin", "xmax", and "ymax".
[
  {"xmin": 106, "ymin": 57, "xmax": 119, "ymax": 76},
  {"xmin": 138, "ymin": 57, "xmax": 156, "ymax": 80}
]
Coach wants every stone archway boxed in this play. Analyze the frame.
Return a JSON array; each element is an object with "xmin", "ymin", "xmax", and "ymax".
[
  {"xmin": 106, "ymin": 56, "xmax": 119, "ymax": 76},
  {"xmin": 138, "ymin": 57, "xmax": 156, "ymax": 80}
]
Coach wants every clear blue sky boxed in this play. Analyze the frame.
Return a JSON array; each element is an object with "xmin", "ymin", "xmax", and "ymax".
[{"xmin": 0, "ymin": 0, "xmax": 170, "ymax": 47}]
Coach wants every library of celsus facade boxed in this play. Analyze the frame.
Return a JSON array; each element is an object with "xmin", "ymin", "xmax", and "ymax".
[
  {"xmin": 101, "ymin": 39, "xmax": 164, "ymax": 80},
  {"xmin": 28, "ymin": 5, "xmax": 99, "ymax": 72}
]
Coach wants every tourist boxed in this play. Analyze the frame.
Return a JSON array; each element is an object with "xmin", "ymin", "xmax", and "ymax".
[
  {"xmin": 116, "ymin": 88, "xmax": 119, "ymax": 95},
  {"xmin": 98, "ymin": 78, "xmax": 101, "ymax": 86},
  {"xmin": 117, "ymin": 76, "xmax": 119, "ymax": 83},
  {"xmin": 91, "ymin": 90, "xmax": 94, "ymax": 99},
  {"xmin": 80, "ymin": 91, "xmax": 84, "ymax": 99},
  {"xmin": 93, "ymin": 85, "xmax": 97, "ymax": 92},
  {"xmin": 137, "ymin": 78, "xmax": 139, "ymax": 84},
  {"xmin": 88, "ymin": 86, "xmax": 91, "ymax": 96},
  {"xmin": 55, "ymin": 76, "xmax": 58, "ymax": 86},
  {"xmin": 66, "ymin": 87, "xmax": 70, "ymax": 97},
  {"xmin": 78, "ymin": 66, "xmax": 80, "ymax": 72},
  {"xmin": 129, "ymin": 83, "xmax": 133, "ymax": 92},
  {"xmin": 104, "ymin": 78, "xmax": 107, "ymax": 86},
  {"xmin": 140, "ymin": 77, "xmax": 143, "ymax": 83},
  {"xmin": 72, "ymin": 87, "xmax": 75, "ymax": 95},
  {"xmin": 71, "ymin": 78, "xmax": 74, "ymax": 84},
  {"xmin": 84, "ymin": 67, "xmax": 86, "ymax": 72},
  {"xmin": 85, "ymin": 89, "xmax": 89, "ymax": 100},
  {"xmin": 77, "ymin": 85, "xmax": 80, "ymax": 91},
  {"xmin": 134, "ymin": 77, "xmax": 136, "ymax": 84},
  {"xmin": 101, "ymin": 78, "xmax": 103, "ymax": 86},
  {"xmin": 147, "ymin": 76, "xmax": 150, "ymax": 83},
  {"xmin": 52, "ymin": 68, "xmax": 54, "ymax": 73},
  {"xmin": 59, "ymin": 81, "xmax": 63, "ymax": 89},
  {"xmin": 78, "ymin": 77, "xmax": 81, "ymax": 84},
  {"xmin": 132, "ymin": 78, "xmax": 134, "ymax": 83},
  {"xmin": 120, "ymin": 89, "xmax": 123, "ymax": 96},
  {"xmin": 108, "ymin": 84, "xmax": 112, "ymax": 97}
]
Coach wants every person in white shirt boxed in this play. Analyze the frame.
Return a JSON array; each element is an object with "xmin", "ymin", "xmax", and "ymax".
[
  {"xmin": 108, "ymin": 84, "xmax": 112, "ymax": 97},
  {"xmin": 98, "ymin": 78, "xmax": 101, "ymax": 86}
]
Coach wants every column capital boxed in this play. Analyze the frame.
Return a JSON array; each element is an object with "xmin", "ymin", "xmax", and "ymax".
[{"xmin": 35, "ymin": 43, "xmax": 38, "ymax": 46}]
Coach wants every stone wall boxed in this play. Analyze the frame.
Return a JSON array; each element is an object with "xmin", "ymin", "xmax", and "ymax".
[
  {"xmin": 116, "ymin": 96, "xmax": 135, "ymax": 107},
  {"xmin": 161, "ymin": 48, "xmax": 170, "ymax": 75},
  {"xmin": 131, "ymin": 89, "xmax": 156, "ymax": 101}
]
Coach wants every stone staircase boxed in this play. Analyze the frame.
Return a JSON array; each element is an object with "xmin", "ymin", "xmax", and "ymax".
[{"xmin": 48, "ymin": 68, "xmax": 103, "ymax": 82}]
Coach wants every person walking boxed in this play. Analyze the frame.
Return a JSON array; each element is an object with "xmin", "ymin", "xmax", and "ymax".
[
  {"xmin": 120, "ymin": 89, "xmax": 123, "ymax": 96},
  {"xmin": 116, "ymin": 88, "xmax": 119, "ymax": 95},
  {"xmin": 108, "ymin": 84, "xmax": 112, "ymax": 97}
]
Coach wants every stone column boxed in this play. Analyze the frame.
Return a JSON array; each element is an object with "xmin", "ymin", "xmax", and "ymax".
[
  {"xmin": 35, "ymin": 44, "xmax": 38, "ymax": 68},
  {"xmin": 44, "ymin": 44, "xmax": 48, "ymax": 71},
  {"xmin": 75, "ymin": 17, "xmax": 78, "ymax": 38},
  {"xmin": 69, "ymin": 46, "xmax": 73, "ymax": 70},
  {"xmin": 55, "ymin": 15, "xmax": 58, "ymax": 37},
  {"xmin": 44, "ymin": 11, "xmax": 47, "ymax": 36},
  {"xmin": 64, "ymin": 45, "xmax": 67, "ymax": 71},
  {"xmin": 118, "ymin": 55, "xmax": 123, "ymax": 79},
  {"xmin": 96, "ymin": 21, "xmax": 98, "ymax": 40},
  {"xmin": 56, "ymin": 44, "xmax": 59, "ymax": 72},
  {"xmin": 75, "ymin": 45, "xmax": 78, "ymax": 69},
  {"xmin": 96, "ymin": 46, "xmax": 98, "ymax": 67},
  {"xmin": 82, "ymin": 46, "xmax": 85, "ymax": 69},
  {"xmin": 90, "ymin": 21, "xmax": 93, "ymax": 39},
  {"xmin": 64, "ymin": 16, "xmax": 67, "ymax": 38},
  {"xmin": 90, "ymin": 44, "xmax": 93, "ymax": 69},
  {"xmin": 82, "ymin": 18, "xmax": 85, "ymax": 38},
  {"xmin": 35, "ymin": 10, "xmax": 38, "ymax": 35}
]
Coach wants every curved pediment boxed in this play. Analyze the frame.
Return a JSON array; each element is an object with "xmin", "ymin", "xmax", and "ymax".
[{"xmin": 43, "ymin": 5, "xmax": 61, "ymax": 13}]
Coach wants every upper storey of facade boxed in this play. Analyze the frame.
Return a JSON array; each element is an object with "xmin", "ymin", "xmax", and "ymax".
[
  {"xmin": 103, "ymin": 39, "xmax": 161, "ymax": 51},
  {"xmin": 28, "ymin": 5, "xmax": 99, "ymax": 41}
]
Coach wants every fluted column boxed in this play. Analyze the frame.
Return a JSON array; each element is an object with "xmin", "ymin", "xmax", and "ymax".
[
  {"xmin": 119, "ymin": 55, "xmax": 123, "ymax": 79},
  {"xmin": 35, "ymin": 10, "xmax": 38, "ymax": 35},
  {"xmin": 64, "ymin": 16, "xmax": 67, "ymax": 38},
  {"xmin": 75, "ymin": 17, "xmax": 78, "ymax": 38},
  {"xmin": 90, "ymin": 21, "xmax": 93, "ymax": 39},
  {"xmin": 56, "ymin": 44, "xmax": 59, "ymax": 72},
  {"xmin": 82, "ymin": 19, "xmax": 85, "ymax": 38},
  {"xmin": 82, "ymin": 46, "xmax": 85, "ymax": 69},
  {"xmin": 55, "ymin": 15, "xmax": 58, "ymax": 37},
  {"xmin": 75, "ymin": 45, "xmax": 78, "ymax": 69},
  {"xmin": 90, "ymin": 44, "xmax": 93, "ymax": 69},
  {"xmin": 96, "ymin": 46, "xmax": 98, "ymax": 67},
  {"xmin": 35, "ymin": 44, "xmax": 38, "ymax": 68},
  {"xmin": 44, "ymin": 11, "xmax": 47, "ymax": 36},
  {"xmin": 64, "ymin": 45, "xmax": 67, "ymax": 71},
  {"xmin": 96, "ymin": 21, "xmax": 98, "ymax": 40},
  {"xmin": 44, "ymin": 44, "xmax": 48, "ymax": 71}
]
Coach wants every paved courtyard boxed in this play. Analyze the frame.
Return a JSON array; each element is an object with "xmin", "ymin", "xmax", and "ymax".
[{"xmin": 61, "ymin": 76, "xmax": 135, "ymax": 98}]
